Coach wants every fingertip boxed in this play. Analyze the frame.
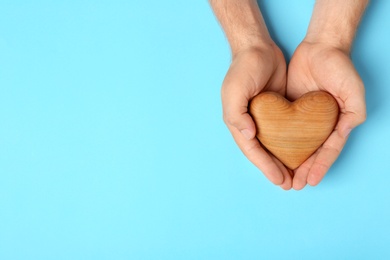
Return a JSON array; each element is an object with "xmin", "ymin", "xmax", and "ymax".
[
  {"xmin": 280, "ymin": 180, "xmax": 292, "ymax": 191},
  {"xmin": 293, "ymin": 181, "xmax": 306, "ymax": 190},
  {"xmin": 279, "ymin": 171, "xmax": 293, "ymax": 190},
  {"xmin": 292, "ymin": 170, "xmax": 309, "ymax": 190},
  {"xmin": 307, "ymin": 157, "xmax": 331, "ymax": 186},
  {"xmin": 292, "ymin": 160, "xmax": 313, "ymax": 191},
  {"xmin": 307, "ymin": 179, "xmax": 319, "ymax": 187},
  {"xmin": 270, "ymin": 173, "xmax": 284, "ymax": 186},
  {"xmin": 307, "ymin": 168, "xmax": 325, "ymax": 186},
  {"xmin": 225, "ymin": 113, "xmax": 257, "ymax": 140},
  {"xmin": 280, "ymin": 185, "xmax": 292, "ymax": 191},
  {"xmin": 279, "ymin": 177, "xmax": 291, "ymax": 190},
  {"xmin": 259, "ymin": 165, "xmax": 285, "ymax": 186},
  {"xmin": 261, "ymin": 166, "xmax": 285, "ymax": 186},
  {"xmin": 269, "ymin": 157, "xmax": 289, "ymax": 186}
]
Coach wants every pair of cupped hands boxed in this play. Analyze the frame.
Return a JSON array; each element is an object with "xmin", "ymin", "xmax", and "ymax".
[{"xmin": 222, "ymin": 40, "xmax": 366, "ymax": 190}]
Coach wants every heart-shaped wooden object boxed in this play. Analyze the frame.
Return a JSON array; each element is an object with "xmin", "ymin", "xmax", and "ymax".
[{"xmin": 249, "ymin": 91, "xmax": 339, "ymax": 170}]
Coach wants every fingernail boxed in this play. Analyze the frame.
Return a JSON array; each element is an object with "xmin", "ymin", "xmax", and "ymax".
[
  {"xmin": 344, "ymin": 128, "xmax": 352, "ymax": 138},
  {"xmin": 241, "ymin": 129, "xmax": 253, "ymax": 140}
]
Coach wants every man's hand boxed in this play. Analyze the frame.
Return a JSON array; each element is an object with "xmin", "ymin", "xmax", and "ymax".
[
  {"xmin": 223, "ymin": 45, "xmax": 292, "ymax": 189},
  {"xmin": 210, "ymin": 0, "xmax": 292, "ymax": 189},
  {"xmin": 287, "ymin": 0, "xmax": 368, "ymax": 190}
]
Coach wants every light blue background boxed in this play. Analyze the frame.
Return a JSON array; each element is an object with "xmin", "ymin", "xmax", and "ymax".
[{"xmin": 0, "ymin": 1, "xmax": 389, "ymax": 259}]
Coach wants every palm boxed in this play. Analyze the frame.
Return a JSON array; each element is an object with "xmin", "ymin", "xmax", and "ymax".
[{"xmin": 286, "ymin": 42, "xmax": 366, "ymax": 189}]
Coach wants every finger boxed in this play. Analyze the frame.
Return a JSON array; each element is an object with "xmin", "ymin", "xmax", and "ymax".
[
  {"xmin": 222, "ymin": 87, "xmax": 257, "ymax": 141},
  {"xmin": 337, "ymin": 80, "xmax": 366, "ymax": 137},
  {"xmin": 292, "ymin": 152, "xmax": 316, "ymax": 190},
  {"xmin": 273, "ymin": 157, "xmax": 293, "ymax": 190},
  {"xmin": 307, "ymin": 129, "xmax": 348, "ymax": 186},
  {"xmin": 229, "ymin": 125, "xmax": 285, "ymax": 185},
  {"xmin": 337, "ymin": 110, "xmax": 366, "ymax": 138},
  {"xmin": 307, "ymin": 105, "xmax": 364, "ymax": 186},
  {"xmin": 265, "ymin": 64, "xmax": 287, "ymax": 97},
  {"xmin": 286, "ymin": 82, "xmax": 313, "ymax": 101}
]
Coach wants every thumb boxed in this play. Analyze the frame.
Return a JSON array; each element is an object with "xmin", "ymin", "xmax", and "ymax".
[
  {"xmin": 225, "ymin": 112, "xmax": 256, "ymax": 140},
  {"xmin": 222, "ymin": 92, "xmax": 257, "ymax": 140},
  {"xmin": 335, "ymin": 71, "xmax": 366, "ymax": 138},
  {"xmin": 337, "ymin": 110, "xmax": 367, "ymax": 138}
]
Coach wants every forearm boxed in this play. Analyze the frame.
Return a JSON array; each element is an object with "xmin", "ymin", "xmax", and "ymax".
[
  {"xmin": 209, "ymin": 0, "xmax": 273, "ymax": 56},
  {"xmin": 305, "ymin": 0, "xmax": 369, "ymax": 52}
]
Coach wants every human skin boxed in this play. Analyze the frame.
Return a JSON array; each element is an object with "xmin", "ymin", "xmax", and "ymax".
[
  {"xmin": 209, "ymin": 0, "xmax": 293, "ymax": 190},
  {"xmin": 209, "ymin": 0, "xmax": 368, "ymax": 190},
  {"xmin": 288, "ymin": 0, "xmax": 368, "ymax": 190}
]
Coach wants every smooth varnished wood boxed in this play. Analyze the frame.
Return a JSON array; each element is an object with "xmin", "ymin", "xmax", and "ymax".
[{"xmin": 249, "ymin": 91, "xmax": 339, "ymax": 170}]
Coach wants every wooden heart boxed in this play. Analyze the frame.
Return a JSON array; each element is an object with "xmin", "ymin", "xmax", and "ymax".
[{"xmin": 249, "ymin": 91, "xmax": 339, "ymax": 170}]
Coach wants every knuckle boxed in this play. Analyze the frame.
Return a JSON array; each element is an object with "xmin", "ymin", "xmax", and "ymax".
[
  {"xmin": 222, "ymin": 114, "xmax": 229, "ymax": 125},
  {"xmin": 223, "ymin": 113, "xmax": 239, "ymax": 127},
  {"xmin": 323, "ymin": 143, "xmax": 341, "ymax": 154},
  {"xmin": 241, "ymin": 141, "xmax": 256, "ymax": 156},
  {"xmin": 314, "ymin": 160, "xmax": 330, "ymax": 172},
  {"xmin": 355, "ymin": 111, "xmax": 367, "ymax": 125},
  {"xmin": 243, "ymin": 141, "xmax": 259, "ymax": 154},
  {"xmin": 360, "ymin": 112, "xmax": 367, "ymax": 124}
]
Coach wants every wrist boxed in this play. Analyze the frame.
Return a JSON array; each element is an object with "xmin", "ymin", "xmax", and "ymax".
[
  {"xmin": 304, "ymin": 31, "xmax": 353, "ymax": 54},
  {"xmin": 230, "ymin": 36, "xmax": 275, "ymax": 58},
  {"xmin": 231, "ymin": 40, "xmax": 284, "ymax": 67},
  {"xmin": 304, "ymin": 0, "xmax": 369, "ymax": 53},
  {"xmin": 209, "ymin": 0, "xmax": 275, "ymax": 56},
  {"xmin": 226, "ymin": 5, "xmax": 274, "ymax": 56}
]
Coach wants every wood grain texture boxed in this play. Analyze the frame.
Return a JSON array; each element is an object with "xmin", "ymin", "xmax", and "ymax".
[{"xmin": 249, "ymin": 91, "xmax": 339, "ymax": 170}]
